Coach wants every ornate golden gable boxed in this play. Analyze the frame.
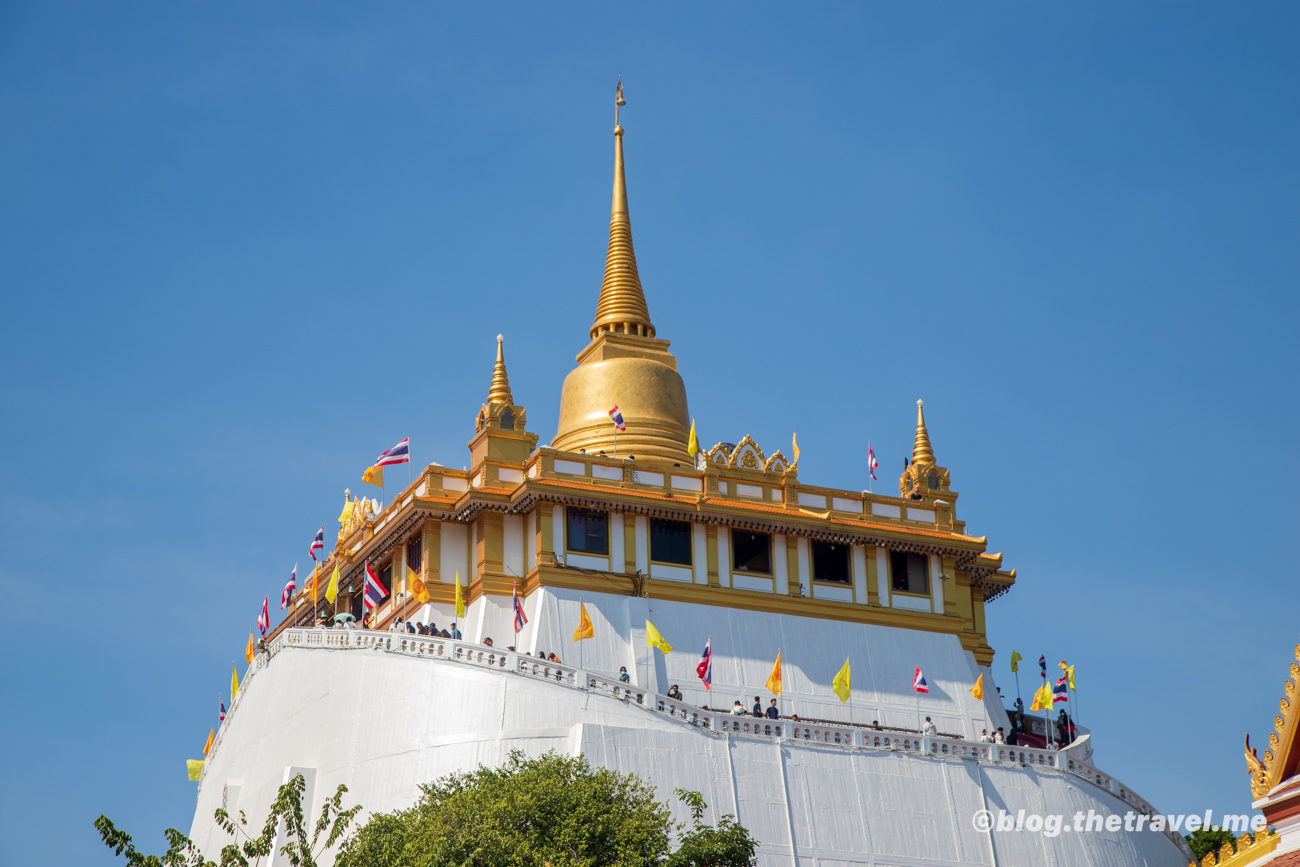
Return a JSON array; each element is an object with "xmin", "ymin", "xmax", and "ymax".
[
  {"xmin": 1245, "ymin": 644, "xmax": 1300, "ymax": 799},
  {"xmin": 727, "ymin": 435, "xmax": 765, "ymax": 471}
]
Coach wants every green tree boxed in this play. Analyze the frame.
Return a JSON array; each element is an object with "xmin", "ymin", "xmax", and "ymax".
[
  {"xmin": 336, "ymin": 751, "xmax": 758, "ymax": 867},
  {"xmin": 95, "ymin": 774, "xmax": 359, "ymax": 867},
  {"xmin": 1185, "ymin": 825, "xmax": 1243, "ymax": 862},
  {"xmin": 98, "ymin": 753, "xmax": 757, "ymax": 867}
]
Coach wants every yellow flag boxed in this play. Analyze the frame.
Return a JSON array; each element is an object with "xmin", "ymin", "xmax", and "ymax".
[
  {"xmin": 230, "ymin": 663, "xmax": 239, "ymax": 698},
  {"xmin": 187, "ymin": 759, "xmax": 205, "ymax": 781},
  {"xmin": 1009, "ymin": 650, "xmax": 1022, "ymax": 673},
  {"xmin": 338, "ymin": 499, "xmax": 354, "ymax": 523},
  {"xmin": 1030, "ymin": 682, "xmax": 1052, "ymax": 711},
  {"xmin": 310, "ymin": 563, "xmax": 319, "ymax": 604},
  {"xmin": 362, "ymin": 464, "xmax": 384, "ymax": 487},
  {"xmin": 1058, "ymin": 659, "xmax": 1068, "ymax": 670},
  {"xmin": 792, "ymin": 432, "xmax": 800, "ymax": 465},
  {"xmin": 244, "ymin": 632, "xmax": 255, "ymax": 664},
  {"xmin": 454, "ymin": 571, "xmax": 465, "ymax": 618},
  {"xmin": 1066, "ymin": 665, "xmax": 1075, "ymax": 690},
  {"xmin": 645, "ymin": 620, "xmax": 672, "ymax": 654},
  {"xmin": 325, "ymin": 563, "xmax": 340, "ymax": 604},
  {"xmin": 686, "ymin": 419, "xmax": 698, "ymax": 457},
  {"xmin": 574, "ymin": 601, "xmax": 594, "ymax": 641},
  {"xmin": 202, "ymin": 727, "xmax": 214, "ymax": 756},
  {"xmin": 407, "ymin": 565, "xmax": 430, "ymax": 604},
  {"xmin": 970, "ymin": 673, "xmax": 984, "ymax": 701},
  {"xmin": 832, "ymin": 657, "xmax": 851, "ymax": 703},
  {"xmin": 765, "ymin": 651, "xmax": 783, "ymax": 696}
]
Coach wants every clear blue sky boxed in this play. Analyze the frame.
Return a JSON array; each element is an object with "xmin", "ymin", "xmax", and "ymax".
[{"xmin": 2, "ymin": 3, "xmax": 1296, "ymax": 863}]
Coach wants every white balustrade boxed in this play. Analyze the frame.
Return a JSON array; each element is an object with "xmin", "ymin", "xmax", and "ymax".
[{"xmin": 208, "ymin": 627, "xmax": 1168, "ymax": 842}]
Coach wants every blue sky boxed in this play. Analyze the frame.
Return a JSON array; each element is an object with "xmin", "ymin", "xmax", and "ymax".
[{"xmin": 1, "ymin": 3, "xmax": 1296, "ymax": 863}]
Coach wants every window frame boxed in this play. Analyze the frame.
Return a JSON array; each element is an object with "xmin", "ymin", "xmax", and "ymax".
[
  {"xmin": 810, "ymin": 540, "xmax": 851, "ymax": 585},
  {"xmin": 731, "ymin": 529, "xmax": 772, "ymax": 575},
  {"xmin": 649, "ymin": 518, "xmax": 693, "ymax": 566},
  {"xmin": 889, "ymin": 550, "xmax": 930, "ymax": 596},
  {"xmin": 566, "ymin": 507, "xmax": 610, "ymax": 556}
]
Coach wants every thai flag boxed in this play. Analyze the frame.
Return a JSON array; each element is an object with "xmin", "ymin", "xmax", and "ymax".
[
  {"xmin": 696, "ymin": 638, "xmax": 712, "ymax": 690},
  {"xmin": 363, "ymin": 562, "xmax": 387, "ymax": 610},
  {"xmin": 1039, "ymin": 655, "xmax": 1047, "ymax": 676},
  {"xmin": 867, "ymin": 443, "xmax": 879, "ymax": 481},
  {"xmin": 512, "ymin": 582, "xmax": 529, "ymax": 633},
  {"xmin": 309, "ymin": 527, "xmax": 324, "ymax": 561},
  {"xmin": 912, "ymin": 666, "xmax": 929, "ymax": 694},
  {"xmin": 280, "ymin": 564, "xmax": 297, "ymax": 610},
  {"xmin": 257, "ymin": 596, "xmax": 270, "ymax": 637},
  {"xmin": 219, "ymin": 696, "xmax": 226, "ymax": 724},
  {"xmin": 608, "ymin": 405, "xmax": 626, "ymax": 432},
  {"xmin": 1053, "ymin": 676, "xmax": 1069, "ymax": 704},
  {"xmin": 375, "ymin": 437, "xmax": 410, "ymax": 467}
]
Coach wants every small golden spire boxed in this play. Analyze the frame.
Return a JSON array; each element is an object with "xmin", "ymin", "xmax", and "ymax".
[
  {"xmin": 912, "ymin": 400, "xmax": 935, "ymax": 466},
  {"xmin": 590, "ymin": 78, "xmax": 655, "ymax": 341},
  {"xmin": 486, "ymin": 334, "xmax": 513, "ymax": 405}
]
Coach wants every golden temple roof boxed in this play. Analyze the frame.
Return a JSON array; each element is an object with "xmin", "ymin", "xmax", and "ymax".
[
  {"xmin": 590, "ymin": 80, "xmax": 655, "ymax": 341},
  {"xmin": 912, "ymin": 400, "xmax": 935, "ymax": 466},
  {"xmin": 486, "ymin": 334, "xmax": 513, "ymax": 406}
]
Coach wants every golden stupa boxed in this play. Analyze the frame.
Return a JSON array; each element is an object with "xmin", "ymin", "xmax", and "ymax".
[{"xmin": 552, "ymin": 81, "xmax": 692, "ymax": 465}]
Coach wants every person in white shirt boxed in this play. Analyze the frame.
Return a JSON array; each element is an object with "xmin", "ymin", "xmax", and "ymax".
[
  {"xmin": 993, "ymin": 727, "xmax": 1005, "ymax": 744},
  {"xmin": 388, "ymin": 617, "xmax": 402, "ymax": 633},
  {"xmin": 922, "ymin": 717, "xmax": 937, "ymax": 736},
  {"xmin": 979, "ymin": 729, "xmax": 990, "ymax": 743},
  {"xmin": 731, "ymin": 701, "xmax": 746, "ymax": 716}
]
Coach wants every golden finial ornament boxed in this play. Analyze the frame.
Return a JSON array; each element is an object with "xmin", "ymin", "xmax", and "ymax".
[
  {"xmin": 486, "ymin": 334, "xmax": 514, "ymax": 406},
  {"xmin": 590, "ymin": 77, "xmax": 655, "ymax": 341},
  {"xmin": 912, "ymin": 400, "xmax": 935, "ymax": 466}
]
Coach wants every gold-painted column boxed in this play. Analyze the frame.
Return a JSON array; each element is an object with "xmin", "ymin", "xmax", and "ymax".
[
  {"xmin": 786, "ymin": 539, "xmax": 800, "ymax": 597},
  {"xmin": 480, "ymin": 512, "xmax": 505, "ymax": 577},
  {"xmin": 423, "ymin": 521, "xmax": 440, "ymax": 585},
  {"xmin": 706, "ymin": 525, "xmax": 719, "ymax": 588}
]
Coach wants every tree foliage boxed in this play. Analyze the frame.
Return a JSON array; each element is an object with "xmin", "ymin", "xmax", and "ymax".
[
  {"xmin": 335, "ymin": 751, "xmax": 758, "ymax": 867},
  {"xmin": 98, "ymin": 753, "xmax": 756, "ymax": 867},
  {"xmin": 1185, "ymin": 825, "xmax": 1245, "ymax": 861},
  {"xmin": 95, "ymin": 774, "xmax": 359, "ymax": 867}
]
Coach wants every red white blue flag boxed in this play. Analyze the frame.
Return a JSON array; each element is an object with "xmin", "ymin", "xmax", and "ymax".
[
  {"xmin": 867, "ymin": 443, "xmax": 879, "ymax": 481},
  {"xmin": 219, "ymin": 695, "xmax": 226, "ymax": 724},
  {"xmin": 512, "ymin": 583, "xmax": 529, "ymax": 633},
  {"xmin": 608, "ymin": 405, "xmax": 626, "ymax": 432},
  {"xmin": 1039, "ymin": 655, "xmax": 1047, "ymax": 676},
  {"xmin": 696, "ymin": 638, "xmax": 713, "ymax": 690},
  {"xmin": 376, "ymin": 438, "xmax": 410, "ymax": 467},
  {"xmin": 280, "ymin": 564, "xmax": 297, "ymax": 610},
  {"xmin": 309, "ymin": 527, "xmax": 325, "ymax": 561},
  {"xmin": 1053, "ymin": 676, "xmax": 1069, "ymax": 703},
  {"xmin": 363, "ymin": 562, "xmax": 387, "ymax": 611},
  {"xmin": 912, "ymin": 666, "xmax": 929, "ymax": 694},
  {"xmin": 257, "ymin": 596, "xmax": 270, "ymax": 637}
]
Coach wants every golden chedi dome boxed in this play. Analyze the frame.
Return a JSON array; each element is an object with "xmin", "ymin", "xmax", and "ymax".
[{"xmin": 553, "ymin": 82, "xmax": 692, "ymax": 466}]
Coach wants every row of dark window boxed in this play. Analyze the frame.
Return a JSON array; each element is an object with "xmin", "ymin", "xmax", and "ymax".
[
  {"xmin": 346, "ymin": 536, "xmax": 423, "ymax": 618},
  {"xmin": 566, "ymin": 507, "xmax": 929, "ymax": 594}
]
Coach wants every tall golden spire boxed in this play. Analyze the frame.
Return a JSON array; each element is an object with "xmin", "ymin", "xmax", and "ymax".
[
  {"xmin": 912, "ymin": 400, "xmax": 935, "ymax": 466},
  {"xmin": 486, "ymin": 334, "xmax": 513, "ymax": 405},
  {"xmin": 590, "ymin": 79, "xmax": 655, "ymax": 341}
]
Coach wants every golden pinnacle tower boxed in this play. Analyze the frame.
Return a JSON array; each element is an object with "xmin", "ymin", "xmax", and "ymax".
[{"xmin": 553, "ymin": 80, "xmax": 691, "ymax": 464}]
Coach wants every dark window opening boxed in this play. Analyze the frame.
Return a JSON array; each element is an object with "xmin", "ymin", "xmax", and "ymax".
[
  {"xmin": 349, "ymin": 592, "xmax": 363, "ymax": 620},
  {"xmin": 927, "ymin": 470, "xmax": 940, "ymax": 490},
  {"xmin": 500, "ymin": 409, "xmax": 515, "ymax": 430},
  {"xmin": 890, "ymin": 551, "xmax": 929, "ymax": 595},
  {"xmin": 378, "ymin": 562, "xmax": 394, "ymax": 602},
  {"xmin": 567, "ymin": 507, "xmax": 609, "ymax": 555},
  {"xmin": 812, "ymin": 541, "xmax": 850, "ymax": 584},
  {"xmin": 732, "ymin": 530, "xmax": 771, "ymax": 574},
  {"xmin": 650, "ymin": 519, "xmax": 692, "ymax": 565},
  {"xmin": 407, "ymin": 536, "xmax": 422, "ymax": 577}
]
